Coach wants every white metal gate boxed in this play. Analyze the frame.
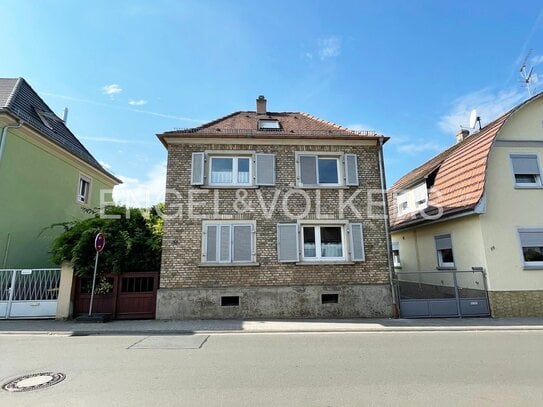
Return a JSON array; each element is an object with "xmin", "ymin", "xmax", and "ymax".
[{"xmin": 0, "ymin": 269, "xmax": 61, "ymax": 319}]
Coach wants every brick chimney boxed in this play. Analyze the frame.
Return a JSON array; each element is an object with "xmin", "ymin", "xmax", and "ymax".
[
  {"xmin": 456, "ymin": 129, "xmax": 470, "ymax": 144},
  {"xmin": 256, "ymin": 95, "xmax": 267, "ymax": 115}
]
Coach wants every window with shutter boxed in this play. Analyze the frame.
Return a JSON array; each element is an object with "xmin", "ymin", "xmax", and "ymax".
[
  {"xmin": 202, "ymin": 221, "xmax": 256, "ymax": 264},
  {"xmin": 435, "ymin": 234, "xmax": 455, "ymax": 269},
  {"xmin": 518, "ymin": 228, "xmax": 543, "ymax": 268},
  {"xmin": 296, "ymin": 152, "xmax": 358, "ymax": 188},
  {"xmin": 510, "ymin": 154, "xmax": 542, "ymax": 187}
]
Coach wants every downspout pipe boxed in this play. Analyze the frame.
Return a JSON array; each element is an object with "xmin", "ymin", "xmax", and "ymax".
[
  {"xmin": 0, "ymin": 121, "xmax": 24, "ymax": 163},
  {"xmin": 378, "ymin": 136, "xmax": 399, "ymax": 318}
]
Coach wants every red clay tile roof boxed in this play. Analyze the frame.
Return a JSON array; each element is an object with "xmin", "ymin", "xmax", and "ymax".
[
  {"xmin": 389, "ymin": 92, "xmax": 543, "ymax": 230},
  {"xmin": 158, "ymin": 111, "xmax": 386, "ymax": 145}
]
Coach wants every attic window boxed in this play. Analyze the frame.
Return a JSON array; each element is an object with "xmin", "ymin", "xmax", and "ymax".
[
  {"xmin": 35, "ymin": 108, "xmax": 53, "ymax": 130},
  {"xmin": 258, "ymin": 119, "xmax": 281, "ymax": 131}
]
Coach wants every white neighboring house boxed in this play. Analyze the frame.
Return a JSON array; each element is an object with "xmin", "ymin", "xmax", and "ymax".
[{"xmin": 389, "ymin": 93, "xmax": 543, "ymax": 317}]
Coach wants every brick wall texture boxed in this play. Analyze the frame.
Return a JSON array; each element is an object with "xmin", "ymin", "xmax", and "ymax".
[
  {"xmin": 160, "ymin": 142, "xmax": 390, "ymax": 290},
  {"xmin": 488, "ymin": 290, "xmax": 543, "ymax": 317}
]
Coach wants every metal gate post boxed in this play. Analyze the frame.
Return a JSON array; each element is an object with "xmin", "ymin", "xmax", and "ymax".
[
  {"xmin": 6, "ymin": 270, "xmax": 17, "ymax": 319},
  {"xmin": 451, "ymin": 271, "xmax": 461, "ymax": 318}
]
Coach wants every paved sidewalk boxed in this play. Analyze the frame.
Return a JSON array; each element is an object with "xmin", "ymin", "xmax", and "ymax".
[{"xmin": 2, "ymin": 317, "xmax": 543, "ymax": 335}]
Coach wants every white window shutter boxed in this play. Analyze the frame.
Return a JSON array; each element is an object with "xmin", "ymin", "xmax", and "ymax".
[
  {"xmin": 219, "ymin": 225, "xmax": 231, "ymax": 262},
  {"xmin": 349, "ymin": 223, "xmax": 365, "ymax": 261},
  {"xmin": 299, "ymin": 155, "xmax": 317, "ymax": 185},
  {"xmin": 191, "ymin": 152, "xmax": 205, "ymax": 185},
  {"xmin": 344, "ymin": 154, "xmax": 359, "ymax": 186},
  {"xmin": 255, "ymin": 153, "xmax": 275, "ymax": 185},
  {"xmin": 232, "ymin": 225, "xmax": 253, "ymax": 262},
  {"xmin": 277, "ymin": 224, "xmax": 299, "ymax": 262},
  {"xmin": 205, "ymin": 225, "xmax": 218, "ymax": 262}
]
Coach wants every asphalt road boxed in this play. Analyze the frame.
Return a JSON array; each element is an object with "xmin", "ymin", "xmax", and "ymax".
[{"xmin": 1, "ymin": 331, "xmax": 542, "ymax": 406}]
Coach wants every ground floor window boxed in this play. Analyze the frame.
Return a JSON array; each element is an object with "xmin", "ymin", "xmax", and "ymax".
[
  {"xmin": 202, "ymin": 221, "xmax": 255, "ymax": 264},
  {"xmin": 302, "ymin": 225, "xmax": 345, "ymax": 261},
  {"xmin": 435, "ymin": 234, "xmax": 455, "ymax": 269},
  {"xmin": 392, "ymin": 242, "xmax": 401, "ymax": 267},
  {"xmin": 518, "ymin": 228, "xmax": 543, "ymax": 268}
]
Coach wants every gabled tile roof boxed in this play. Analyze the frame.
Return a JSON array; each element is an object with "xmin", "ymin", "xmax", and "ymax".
[
  {"xmin": 158, "ymin": 111, "xmax": 386, "ymax": 144},
  {"xmin": 0, "ymin": 78, "xmax": 120, "ymax": 183},
  {"xmin": 389, "ymin": 92, "xmax": 543, "ymax": 230}
]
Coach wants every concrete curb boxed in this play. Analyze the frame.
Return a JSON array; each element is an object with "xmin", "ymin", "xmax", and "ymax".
[{"xmin": 2, "ymin": 325, "xmax": 543, "ymax": 336}]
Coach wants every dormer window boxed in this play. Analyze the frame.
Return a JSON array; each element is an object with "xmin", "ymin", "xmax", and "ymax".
[{"xmin": 258, "ymin": 119, "xmax": 281, "ymax": 131}]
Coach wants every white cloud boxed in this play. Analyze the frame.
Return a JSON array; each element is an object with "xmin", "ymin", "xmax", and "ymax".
[
  {"xmin": 42, "ymin": 92, "xmax": 203, "ymax": 123},
  {"xmin": 129, "ymin": 99, "xmax": 148, "ymax": 106},
  {"xmin": 102, "ymin": 84, "xmax": 123, "ymax": 97},
  {"xmin": 318, "ymin": 36, "xmax": 342, "ymax": 60},
  {"xmin": 397, "ymin": 141, "xmax": 444, "ymax": 155},
  {"xmin": 79, "ymin": 136, "xmax": 153, "ymax": 145},
  {"xmin": 113, "ymin": 162, "xmax": 166, "ymax": 207},
  {"xmin": 346, "ymin": 123, "xmax": 373, "ymax": 131},
  {"xmin": 530, "ymin": 54, "xmax": 543, "ymax": 66},
  {"xmin": 438, "ymin": 88, "xmax": 526, "ymax": 135},
  {"xmin": 99, "ymin": 161, "xmax": 112, "ymax": 170}
]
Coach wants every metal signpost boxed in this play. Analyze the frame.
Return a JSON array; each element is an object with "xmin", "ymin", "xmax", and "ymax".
[{"xmin": 88, "ymin": 232, "xmax": 105, "ymax": 317}]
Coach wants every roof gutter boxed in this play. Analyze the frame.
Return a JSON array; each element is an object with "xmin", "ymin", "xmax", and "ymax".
[
  {"xmin": 378, "ymin": 136, "xmax": 398, "ymax": 317},
  {"xmin": 0, "ymin": 120, "xmax": 24, "ymax": 164}
]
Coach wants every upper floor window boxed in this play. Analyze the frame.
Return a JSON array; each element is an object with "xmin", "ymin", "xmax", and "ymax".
[
  {"xmin": 518, "ymin": 228, "xmax": 543, "ymax": 269},
  {"xmin": 210, "ymin": 156, "xmax": 251, "ymax": 186},
  {"xmin": 435, "ymin": 234, "xmax": 455, "ymax": 269},
  {"xmin": 397, "ymin": 192, "xmax": 409, "ymax": 215},
  {"xmin": 296, "ymin": 153, "xmax": 359, "ymax": 187},
  {"xmin": 77, "ymin": 175, "xmax": 91, "ymax": 204},
  {"xmin": 510, "ymin": 154, "xmax": 542, "ymax": 187},
  {"xmin": 191, "ymin": 152, "xmax": 275, "ymax": 187}
]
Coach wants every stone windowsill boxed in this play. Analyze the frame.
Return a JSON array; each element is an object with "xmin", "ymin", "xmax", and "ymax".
[
  {"xmin": 295, "ymin": 261, "xmax": 355, "ymax": 266},
  {"xmin": 293, "ymin": 185, "xmax": 351, "ymax": 190},
  {"xmin": 436, "ymin": 266, "xmax": 457, "ymax": 271},
  {"xmin": 198, "ymin": 185, "xmax": 260, "ymax": 190},
  {"xmin": 198, "ymin": 262, "xmax": 260, "ymax": 267}
]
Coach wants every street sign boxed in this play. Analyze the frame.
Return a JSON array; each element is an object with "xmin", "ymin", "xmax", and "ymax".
[{"xmin": 95, "ymin": 233, "xmax": 105, "ymax": 253}]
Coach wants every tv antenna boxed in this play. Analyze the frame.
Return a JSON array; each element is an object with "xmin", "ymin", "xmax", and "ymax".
[
  {"xmin": 520, "ymin": 50, "xmax": 536, "ymax": 97},
  {"xmin": 469, "ymin": 109, "xmax": 481, "ymax": 130}
]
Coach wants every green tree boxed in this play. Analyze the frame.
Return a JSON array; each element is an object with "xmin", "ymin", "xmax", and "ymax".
[{"xmin": 51, "ymin": 206, "xmax": 163, "ymax": 276}]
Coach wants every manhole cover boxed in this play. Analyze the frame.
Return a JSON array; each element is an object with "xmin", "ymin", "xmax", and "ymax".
[{"xmin": 2, "ymin": 372, "xmax": 65, "ymax": 393}]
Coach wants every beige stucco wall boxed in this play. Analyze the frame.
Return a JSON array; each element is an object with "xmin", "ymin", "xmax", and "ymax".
[
  {"xmin": 480, "ymin": 96, "xmax": 543, "ymax": 291},
  {"xmin": 392, "ymin": 215, "xmax": 487, "ymax": 272}
]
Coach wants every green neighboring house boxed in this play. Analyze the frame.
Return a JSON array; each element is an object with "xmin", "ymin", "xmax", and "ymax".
[{"xmin": 0, "ymin": 78, "xmax": 121, "ymax": 269}]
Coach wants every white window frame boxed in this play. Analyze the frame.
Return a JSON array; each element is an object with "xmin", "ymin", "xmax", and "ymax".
[
  {"xmin": 510, "ymin": 153, "xmax": 542, "ymax": 188},
  {"xmin": 301, "ymin": 224, "xmax": 346, "ymax": 262},
  {"xmin": 397, "ymin": 191, "xmax": 410, "ymax": 215},
  {"xmin": 201, "ymin": 220, "xmax": 256, "ymax": 264},
  {"xmin": 296, "ymin": 152, "xmax": 345, "ymax": 187},
  {"xmin": 435, "ymin": 234, "xmax": 455, "ymax": 269},
  {"xmin": 392, "ymin": 242, "xmax": 401, "ymax": 268},
  {"xmin": 517, "ymin": 228, "xmax": 543, "ymax": 269},
  {"xmin": 77, "ymin": 174, "xmax": 92, "ymax": 204},
  {"xmin": 208, "ymin": 155, "xmax": 253, "ymax": 187}
]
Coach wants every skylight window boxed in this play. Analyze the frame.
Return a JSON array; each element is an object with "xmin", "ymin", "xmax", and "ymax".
[{"xmin": 258, "ymin": 119, "xmax": 281, "ymax": 130}]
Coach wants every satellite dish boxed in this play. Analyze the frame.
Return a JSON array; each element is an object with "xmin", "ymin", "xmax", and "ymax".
[{"xmin": 469, "ymin": 109, "xmax": 478, "ymax": 129}]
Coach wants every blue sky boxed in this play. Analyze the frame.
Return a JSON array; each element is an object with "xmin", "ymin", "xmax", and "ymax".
[{"xmin": 2, "ymin": 0, "xmax": 543, "ymax": 205}]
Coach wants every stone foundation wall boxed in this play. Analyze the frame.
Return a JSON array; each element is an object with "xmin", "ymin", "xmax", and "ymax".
[
  {"xmin": 156, "ymin": 284, "xmax": 392, "ymax": 319},
  {"xmin": 488, "ymin": 290, "xmax": 543, "ymax": 317}
]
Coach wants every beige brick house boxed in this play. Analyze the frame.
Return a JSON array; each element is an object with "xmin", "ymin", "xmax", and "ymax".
[{"xmin": 156, "ymin": 96, "xmax": 394, "ymax": 319}]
